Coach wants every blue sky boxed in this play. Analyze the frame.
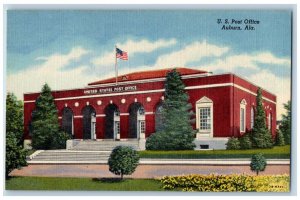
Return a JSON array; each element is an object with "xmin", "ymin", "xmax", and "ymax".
[{"xmin": 6, "ymin": 10, "xmax": 291, "ymax": 119}]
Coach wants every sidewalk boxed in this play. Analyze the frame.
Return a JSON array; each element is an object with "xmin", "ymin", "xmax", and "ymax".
[
  {"xmin": 27, "ymin": 158, "xmax": 290, "ymax": 165},
  {"xmin": 10, "ymin": 162, "xmax": 290, "ymax": 179}
]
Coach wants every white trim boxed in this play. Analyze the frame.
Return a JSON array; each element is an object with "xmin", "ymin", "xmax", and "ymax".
[
  {"xmin": 24, "ymin": 100, "xmax": 35, "ymax": 103},
  {"xmin": 233, "ymin": 84, "xmax": 276, "ymax": 104},
  {"xmin": 96, "ymin": 114, "xmax": 106, "ymax": 117},
  {"xmin": 56, "ymin": 89, "xmax": 164, "ymax": 101},
  {"xmin": 58, "ymin": 116, "xmax": 62, "ymax": 119},
  {"xmin": 24, "ymin": 82, "xmax": 276, "ymax": 105},
  {"xmin": 120, "ymin": 113, "xmax": 130, "ymax": 116},
  {"xmin": 73, "ymin": 115, "xmax": 83, "ymax": 118},
  {"xmin": 145, "ymin": 112, "xmax": 154, "ymax": 115},
  {"xmin": 186, "ymin": 83, "xmax": 233, "ymax": 90}
]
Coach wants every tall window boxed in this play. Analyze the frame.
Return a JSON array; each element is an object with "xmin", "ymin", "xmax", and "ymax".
[
  {"xmin": 250, "ymin": 107, "xmax": 254, "ymax": 129},
  {"xmin": 155, "ymin": 103, "xmax": 164, "ymax": 132},
  {"xmin": 140, "ymin": 121, "xmax": 146, "ymax": 134},
  {"xmin": 196, "ymin": 96, "xmax": 213, "ymax": 137},
  {"xmin": 240, "ymin": 99, "xmax": 247, "ymax": 133},
  {"xmin": 199, "ymin": 107, "xmax": 211, "ymax": 130},
  {"xmin": 115, "ymin": 121, "xmax": 120, "ymax": 135},
  {"xmin": 268, "ymin": 112, "xmax": 272, "ymax": 130}
]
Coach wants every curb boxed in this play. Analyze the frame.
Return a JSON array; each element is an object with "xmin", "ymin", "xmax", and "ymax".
[{"xmin": 27, "ymin": 159, "xmax": 290, "ymax": 165}]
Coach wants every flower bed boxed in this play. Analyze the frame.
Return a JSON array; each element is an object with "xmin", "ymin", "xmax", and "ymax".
[{"xmin": 160, "ymin": 174, "xmax": 289, "ymax": 192}]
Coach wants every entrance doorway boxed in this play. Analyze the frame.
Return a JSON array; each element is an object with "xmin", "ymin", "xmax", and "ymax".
[
  {"xmin": 82, "ymin": 105, "xmax": 96, "ymax": 139},
  {"xmin": 129, "ymin": 102, "xmax": 145, "ymax": 139},
  {"xmin": 104, "ymin": 104, "xmax": 120, "ymax": 139},
  {"xmin": 62, "ymin": 107, "xmax": 74, "ymax": 137}
]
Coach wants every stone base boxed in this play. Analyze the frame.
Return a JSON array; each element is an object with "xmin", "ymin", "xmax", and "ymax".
[
  {"xmin": 138, "ymin": 138, "xmax": 146, "ymax": 150},
  {"xmin": 66, "ymin": 139, "xmax": 81, "ymax": 150},
  {"xmin": 23, "ymin": 139, "xmax": 32, "ymax": 150},
  {"xmin": 193, "ymin": 137, "xmax": 229, "ymax": 150}
]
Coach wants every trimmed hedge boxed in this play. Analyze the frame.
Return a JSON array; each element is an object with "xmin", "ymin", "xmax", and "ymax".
[
  {"xmin": 160, "ymin": 174, "xmax": 289, "ymax": 192},
  {"xmin": 226, "ymin": 137, "xmax": 240, "ymax": 150}
]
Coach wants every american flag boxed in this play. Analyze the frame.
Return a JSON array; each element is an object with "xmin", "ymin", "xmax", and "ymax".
[{"xmin": 116, "ymin": 48, "xmax": 128, "ymax": 60}]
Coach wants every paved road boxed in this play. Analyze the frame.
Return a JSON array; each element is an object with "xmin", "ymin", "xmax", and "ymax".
[{"xmin": 10, "ymin": 164, "xmax": 290, "ymax": 178}]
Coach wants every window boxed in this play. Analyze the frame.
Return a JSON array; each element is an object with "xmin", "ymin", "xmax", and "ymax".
[
  {"xmin": 251, "ymin": 107, "xmax": 254, "ymax": 129},
  {"xmin": 240, "ymin": 99, "xmax": 247, "ymax": 133},
  {"xmin": 199, "ymin": 107, "xmax": 211, "ymax": 130},
  {"xmin": 115, "ymin": 121, "xmax": 120, "ymax": 135},
  {"xmin": 140, "ymin": 121, "xmax": 145, "ymax": 134},
  {"xmin": 155, "ymin": 103, "xmax": 164, "ymax": 131},
  {"xmin": 268, "ymin": 113, "xmax": 272, "ymax": 130},
  {"xmin": 240, "ymin": 107, "xmax": 245, "ymax": 132},
  {"xmin": 196, "ymin": 96, "xmax": 213, "ymax": 137}
]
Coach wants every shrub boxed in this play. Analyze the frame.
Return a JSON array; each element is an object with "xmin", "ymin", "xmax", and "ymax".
[
  {"xmin": 6, "ymin": 135, "xmax": 27, "ymax": 178},
  {"xmin": 108, "ymin": 146, "xmax": 140, "ymax": 180},
  {"xmin": 275, "ymin": 130, "xmax": 285, "ymax": 146},
  {"xmin": 160, "ymin": 174, "xmax": 289, "ymax": 192},
  {"xmin": 51, "ymin": 131, "xmax": 72, "ymax": 149},
  {"xmin": 239, "ymin": 133, "xmax": 252, "ymax": 149},
  {"xmin": 146, "ymin": 131, "xmax": 195, "ymax": 150},
  {"xmin": 226, "ymin": 137, "xmax": 240, "ymax": 150},
  {"xmin": 250, "ymin": 153, "xmax": 267, "ymax": 175}
]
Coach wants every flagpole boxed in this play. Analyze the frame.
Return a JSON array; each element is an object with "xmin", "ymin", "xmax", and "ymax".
[{"xmin": 115, "ymin": 45, "xmax": 118, "ymax": 86}]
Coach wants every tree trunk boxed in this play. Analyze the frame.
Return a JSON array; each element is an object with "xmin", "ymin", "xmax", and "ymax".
[
  {"xmin": 256, "ymin": 171, "xmax": 259, "ymax": 175},
  {"xmin": 121, "ymin": 173, "xmax": 123, "ymax": 180}
]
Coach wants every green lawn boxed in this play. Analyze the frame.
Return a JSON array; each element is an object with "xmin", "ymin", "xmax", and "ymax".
[
  {"xmin": 139, "ymin": 145, "xmax": 290, "ymax": 159},
  {"xmin": 6, "ymin": 177, "xmax": 163, "ymax": 191}
]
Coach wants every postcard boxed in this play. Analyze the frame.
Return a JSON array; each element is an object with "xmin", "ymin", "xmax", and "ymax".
[{"xmin": 5, "ymin": 6, "xmax": 293, "ymax": 193}]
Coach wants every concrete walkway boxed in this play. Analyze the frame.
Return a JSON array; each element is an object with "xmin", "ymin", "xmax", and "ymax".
[{"xmin": 10, "ymin": 163, "xmax": 290, "ymax": 179}]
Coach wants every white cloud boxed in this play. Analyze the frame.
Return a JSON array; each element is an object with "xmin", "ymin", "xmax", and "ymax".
[
  {"xmin": 153, "ymin": 40, "xmax": 229, "ymax": 67},
  {"xmin": 255, "ymin": 52, "xmax": 291, "ymax": 65},
  {"xmin": 7, "ymin": 46, "xmax": 94, "ymax": 100},
  {"xmin": 247, "ymin": 70, "xmax": 290, "ymax": 120},
  {"xmin": 198, "ymin": 52, "xmax": 290, "ymax": 73},
  {"xmin": 91, "ymin": 38, "xmax": 177, "ymax": 68}
]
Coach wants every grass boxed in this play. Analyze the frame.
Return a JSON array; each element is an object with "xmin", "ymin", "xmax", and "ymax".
[
  {"xmin": 139, "ymin": 145, "xmax": 290, "ymax": 159},
  {"xmin": 6, "ymin": 177, "xmax": 163, "ymax": 191}
]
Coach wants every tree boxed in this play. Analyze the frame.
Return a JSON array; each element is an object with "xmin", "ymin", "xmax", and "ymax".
[
  {"xmin": 250, "ymin": 153, "xmax": 267, "ymax": 175},
  {"xmin": 31, "ymin": 83, "xmax": 70, "ymax": 149},
  {"xmin": 6, "ymin": 93, "xmax": 27, "ymax": 178},
  {"xmin": 279, "ymin": 101, "xmax": 291, "ymax": 145},
  {"xmin": 275, "ymin": 129, "xmax": 285, "ymax": 146},
  {"xmin": 6, "ymin": 135, "xmax": 27, "ymax": 178},
  {"xmin": 6, "ymin": 93, "xmax": 23, "ymax": 145},
  {"xmin": 108, "ymin": 146, "xmax": 140, "ymax": 180},
  {"xmin": 251, "ymin": 88, "xmax": 273, "ymax": 148},
  {"xmin": 146, "ymin": 69, "xmax": 196, "ymax": 150}
]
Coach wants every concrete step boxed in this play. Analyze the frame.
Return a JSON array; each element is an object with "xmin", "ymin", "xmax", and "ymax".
[
  {"xmin": 29, "ymin": 150, "xmax": 111, "ymax": 162},
  {"xmin": 70, "ymin": 140, "xmax": 140, "ymax": 151}
]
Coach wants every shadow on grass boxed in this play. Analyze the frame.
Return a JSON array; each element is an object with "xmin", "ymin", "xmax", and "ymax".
[{"xmin": 92, "ymin": 177, "xmax": 125, "ymax": 183}]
